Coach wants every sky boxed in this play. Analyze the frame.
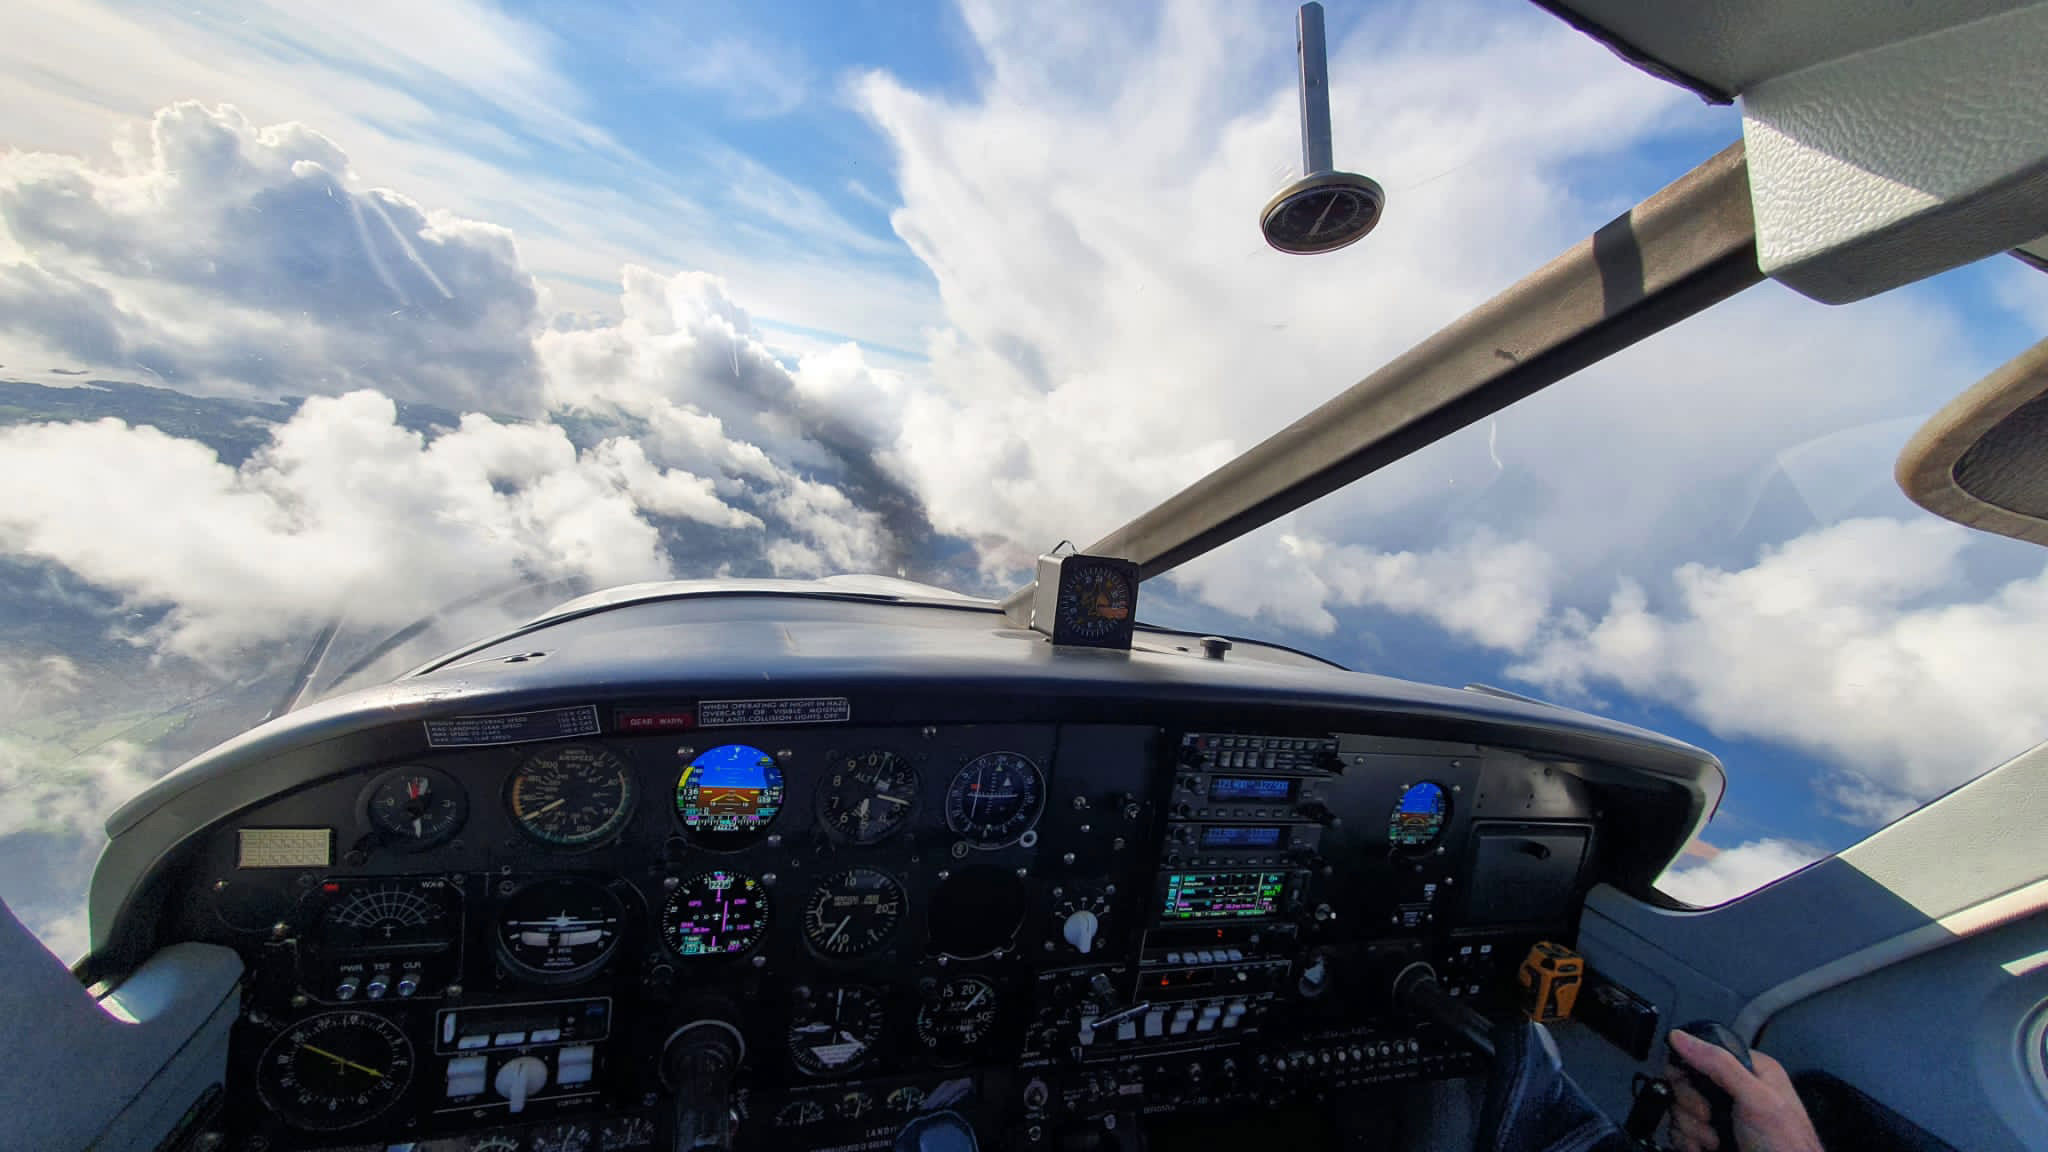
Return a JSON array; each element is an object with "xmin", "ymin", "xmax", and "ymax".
[{"xmin": 2, "ymin": 0, "xmax": 2045, "ymax": 959}]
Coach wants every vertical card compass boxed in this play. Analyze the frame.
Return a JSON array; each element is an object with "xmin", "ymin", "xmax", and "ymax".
[{"xmin": 1031, "ymin": 553, "xmax": 1139, "ymax": 649}]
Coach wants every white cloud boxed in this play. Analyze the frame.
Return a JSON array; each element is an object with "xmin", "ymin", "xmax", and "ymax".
[
  {"xmin": 1, "ymin": 102, "xmax": 546, "ymax": 411},
  {"xmin": 1657, "ymin": 838, "xmax": 1822, "ymax": 906},
  {"xmin": 1513, "ymin": 518, "xmax": 2048, "ymax": 822},
  {"xmin": 0, "ymin": 391, "xmax": 754, "ymax": 660},
  {"xmin": 0, "ymin": 0, "xmax": 937, "ymax": 352},
  {"xmin": 860, "ymin": 0, "xmax": 1706, "ymax": 560}
]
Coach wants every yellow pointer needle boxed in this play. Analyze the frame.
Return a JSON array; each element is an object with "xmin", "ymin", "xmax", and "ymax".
[
  {"xmin": 301, "ymin": 1043, "xmax": 385, "ymax": 1079},
  {"xmin": 527, "ymin": 798, "xmax": 567, "ymax": 816}
]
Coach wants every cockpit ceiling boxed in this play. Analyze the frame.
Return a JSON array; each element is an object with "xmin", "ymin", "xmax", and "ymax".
[{"xmin": 1532, "ymin": 0, "xmax": 2031, "ymax": 99}]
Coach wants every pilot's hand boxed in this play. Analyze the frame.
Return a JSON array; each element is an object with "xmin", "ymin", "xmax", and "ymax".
[{"xmin": 1666, "ymin": 1029, "xmax": 1824, "ymax": 1152}]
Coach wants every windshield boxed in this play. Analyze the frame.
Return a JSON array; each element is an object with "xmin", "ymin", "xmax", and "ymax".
[{"xmin": 4, "ymin": 0, "xmax": 2045, "ymax": 961}]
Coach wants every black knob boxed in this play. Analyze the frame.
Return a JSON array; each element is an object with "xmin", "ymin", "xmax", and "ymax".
[
  {"xmin": 1671, "ymin": 1020, "xmax": 1753, "ymax": 1152},
  {"xmin": 664, "ymin": 1019, "xmax": 744, "ymax": 1152}
]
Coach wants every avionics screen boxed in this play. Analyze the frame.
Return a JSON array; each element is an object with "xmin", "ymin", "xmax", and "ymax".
[
  {"xmin": 1161, "ymin": 872, "xmax": 1287, "ymax": 920},
  {"xmin": 1198, "ymin": 825, "xmax": 1284, "ymax": 849},
  {"xmin": 1207, "ymin": 776, "xmax": 1294, "ymax": 802}
]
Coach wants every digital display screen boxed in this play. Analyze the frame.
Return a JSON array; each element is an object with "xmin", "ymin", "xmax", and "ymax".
[
  {"xmin": 1199, "ymin": 825, "xmax": 1284, "ymax": 848},
  {"xmin": 1389, "ymin": 781, "xmax": 1449, "ymax": 848},
  {"xmin": 1207, "ymin": 776, "xmax": 1294, "ymax": 802},
  {"xmin": 237, "ymin": 827, "xmax": 332, "ymax": 869},
  {"xmin": 676, "ymin": 744, "xmax": 785, "ymax": 834},
  {"xmin": 1161, "ymin": 872, "xmax": 1287, "ymax": 920}
]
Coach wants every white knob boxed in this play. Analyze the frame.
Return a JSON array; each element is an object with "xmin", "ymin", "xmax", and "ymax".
[
  {"xmin": 494, "ymin": 1056, "xmax": 549, "ymax": 1113},
  {"xmin": 1062, "ymin": 909, "xmax": 1099, "ymax": 955}
]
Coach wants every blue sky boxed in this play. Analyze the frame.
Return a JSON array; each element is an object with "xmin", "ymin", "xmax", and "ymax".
[{"xmin": 3, "ymin": 0, "xmax": 2047, "ymax": 953}]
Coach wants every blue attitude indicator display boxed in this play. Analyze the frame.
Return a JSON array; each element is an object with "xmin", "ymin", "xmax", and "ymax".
[
  {"xmin": 1389, "ymin": 781, "xmax": 1449, "ymax": 849},
  {"xmin": 676, "ymin": 744, "xmax": 785, "ymax": 836}
]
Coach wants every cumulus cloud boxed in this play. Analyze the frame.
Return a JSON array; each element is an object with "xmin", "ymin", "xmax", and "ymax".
[
  {"xmin": 861, "ymin": 0, "xmax": 1701, "ymax": 563},
  {"xmin": 0, "ymin": 392, "xmax": 758, "ymax": 660},
  {"xmin": 0, "ymin": 102, "xmax": 546, "ymax": 411},
  {"xmin": 1513, "ymin": 519, "xmax": 2048, "ymax": 822},
  {"xmin": 1657, "ymin": 838, "xmax": 1823, "ymax": 907}
]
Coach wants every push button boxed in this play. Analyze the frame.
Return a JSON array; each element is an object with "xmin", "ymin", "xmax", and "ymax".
[
  {"xmin": 445, "ymin": 1055, "xmax": 487, "ymax": 1098},
  {"xmin": 556, "ymin": 1045, "xmax": 595, "ymax": 1086}
]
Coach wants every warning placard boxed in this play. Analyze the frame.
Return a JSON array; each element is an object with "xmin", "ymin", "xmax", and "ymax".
[
  {"xmin": 696, "ymin": 697, "xmax": 851, "ymax": 727},
  {"xmin": 423, "ymin": 705, "xmax": 601, "ymax": 747}
]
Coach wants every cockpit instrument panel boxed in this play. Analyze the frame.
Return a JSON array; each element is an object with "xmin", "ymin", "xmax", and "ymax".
[{"xmin": 151, "ymin": 687, "xmax": 1667, "ymax": 1152}]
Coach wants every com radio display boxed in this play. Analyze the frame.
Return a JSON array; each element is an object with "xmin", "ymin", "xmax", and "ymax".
[
  {"xmin": 1198, "ymin": 825, "xmax": 1284, "ymax": 849},
  {"xmin": 1206, "ymin": 776, "xmax": 1295, "ymax": 802},
  {"xmin": 1160, "ymin": 871, "xmax": 1287, "ymax": 920}
]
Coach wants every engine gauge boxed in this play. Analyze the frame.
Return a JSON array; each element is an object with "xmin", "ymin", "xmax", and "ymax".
[
  {"xmin": 508, "ymin": 744, "xmax": 636, "ymax": 849},
  {"xmin": 943, "ymin": 752, "xmax": 1045, "ymax": 847},
  {"xmin": 887, "ymin": 1085, "xmax": 928, "ymax": 1113},
  {"xmin": 675, "ymin": 743, "xmax": 784, "ymax": 840},
  {"xmin": 835, "ymin": 1090, "xmax": 877, "ymax": 1120},
  {"xmin": 662, "ymin": 870, "xmax": 771, "ymax": 957},
  {"xmin": 776, "ymin": 1099, "xmax": 825, "ymax": 1128},
  {"xmin": 362, "ymin": 765, "xmax": 467, "ymax": 850},
  {"xmin": 600, "ymin": 1115, "xmax": 657, "ymax": 1151},
  {"xmin": 916, "ymin": 975, "xmax": 998, "ymax": 1063},
  {"xmin": 531, "ymin": 1122, "xmax": 593, "ymax": 1152},
  {"xmin": 1390, "ymin": 781, "xmax": 1449, "ymax": 850},
  {"xmin": 802, "ymin": 867, "xmax": 906, "ymax": 959},
  {"xmin": 788, "ymin": 984, "xmax": 886, "ymax": 1076},
  {"xmin": 255, "ymin": 1009, "xmax": 414, "ymax": 1131},
  {"xmin": 496, "ymin": 877, "xmax": 626, "ymax": 981},
  {"xmin": 816, "ymin": 749, "xmax": 920, "ymax": 845}
]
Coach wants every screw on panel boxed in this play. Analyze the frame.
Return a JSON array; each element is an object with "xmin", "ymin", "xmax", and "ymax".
[
  {"xmin": 213, "ymin": 879, "xmax": 228, "ymax": 892},
  {"xmin": 1061, "ymin": 853, "xmax": 1076, "ymax": 866},
  {"xmin": 951, "ymin": 843, "xmax": 970, "ymax": 859},
  {"xmin": 498, "ymin": 880, "xmax": 516, "ymax": 895},
  {"xmin": 1104, "ymin": 884, "xmax": 1116, "ymax": 896},
  {"xmin": 922, "ymin": 727, "xmax": 937, "ymax": 739},
  {"xmin": 271, "ymin": 922, "xmax": 290, "ymax": 939},
  {"xmin": 763, "ymin": 873, "xmax": 778, "ymax": 886}
]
